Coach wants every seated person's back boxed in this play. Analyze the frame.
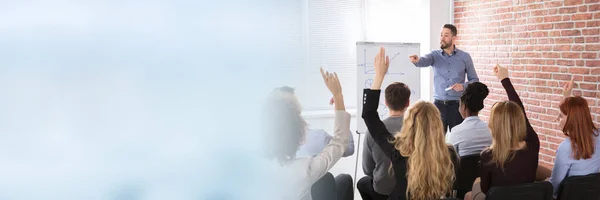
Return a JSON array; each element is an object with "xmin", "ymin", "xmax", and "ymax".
[
  {"xmin": 446, "ymin": 82, "xmax": 492, "ymax": 156},
  {"xmin": 478, "ymin": 66, "xmax": 540, "ymax": 194},
  {"xmin": 549, "ymin": 95, "xmax": 600, "ymax": 196},
  {"xmin": 359, "ymin": 82, "xmax": 410, "ymax": 199}
]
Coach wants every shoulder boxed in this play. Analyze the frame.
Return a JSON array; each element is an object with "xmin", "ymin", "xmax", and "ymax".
[
  {"xmin": 557, "ymin": 138, "xmax": 572, "ymax": 154},
  {"xmin": 449, "ymin": 122, "xmax": 467, "ymax": 134},
  {"xmin": 455, "ymin": 48, "xmax": 469, "ymax": 55}
]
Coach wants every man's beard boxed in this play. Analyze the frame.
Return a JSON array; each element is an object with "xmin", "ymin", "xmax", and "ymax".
[{"xmin": 440, "ymin": 42, "xmax": 452, "ymax": 49}]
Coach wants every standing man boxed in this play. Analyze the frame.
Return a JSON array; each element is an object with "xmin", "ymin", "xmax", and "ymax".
[{"xmin": 409, "ymin": 24, "xmax": 479, "ymax": 133}]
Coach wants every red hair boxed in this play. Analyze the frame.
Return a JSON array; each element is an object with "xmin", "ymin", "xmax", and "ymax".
[{"xmin": 560, "ymin": 96, "xmax": 598, "ymax": 160}]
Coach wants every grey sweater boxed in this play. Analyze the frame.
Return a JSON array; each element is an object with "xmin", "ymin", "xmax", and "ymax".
[{"xmin": 362, "ymin": 116, "xmax": 403, "ymax": 195}]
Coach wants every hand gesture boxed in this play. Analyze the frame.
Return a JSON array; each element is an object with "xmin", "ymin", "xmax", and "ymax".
[
  {"xmin": 451, "ymin": 83, "xmax": 464, "ymax": 92},
  {"xmin": 493, "ymin": 63, "xmax": 509, "ymax": 80},
  {"xmin": 562, "ymin": 76, "xmax": 575, "ymax": 97},
  {"xmin": 409, "ymin": 54, "xmax": 419, "ymax": 63},
  {"xmin": 320, "ymin": 67, "xmax": 342, "ymax": 97},
  {"xmin": 374, "ymin": 47, "xmax": 390, "ymax": 78}
]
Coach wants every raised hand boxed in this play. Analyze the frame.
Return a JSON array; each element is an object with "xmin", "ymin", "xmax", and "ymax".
[
  {"xmin": 374, "ymin": 47, "xmax": 390, "ymax": 78},
  {"xmin": 371, "ymin": 47, "xmax": 389, "ymax": 90},
  {"xmin": 320, "ymin": 67, "xmax": 342, "ymax": 97},
  {"xmin": 320, "ymin": 67, "xmax": 345, "ymax": 111},
  {"xmin": 562, "ymin": 76, "xmax": 575, "ymax": 97},
  {"xmin": 493, "ymin": 63, "xmax": 509, "ymax": 80}
]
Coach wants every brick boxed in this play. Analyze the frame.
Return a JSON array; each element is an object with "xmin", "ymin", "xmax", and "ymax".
[
  {"xmin": 526, "ymin": 52, "xmax": 542, "ymax": 58},
  {"xmin": 544, "ymin": 16, "xmax": 562, "ymax": 22},
  {"xmin": 580, "ymin": 83, "xmax": 598, "ymax": 90},
  {"xmin": 533, "ymin": 10, "xmax": 549, "ymax": 16},
  {"xmin": 588, "ymin": 21, "xmax": 600, "ymax": 27},
  {"xmin": 565, "ymin": 0, "xmax": 584, "ymax": 5},
  {"xmin": 528, "ymin": 59, "xmax": 546, "ymax": 65},
  {"xmin": 568, "ymin": 67, "xmax": 590, "ymax": 74},
  {"xmin": 554, "ymin": 74, "xmax": 573, "ymax": 81},
  {"xmin": 535, "ymin": 45, "xmax": 553, "ymax": 51},
  {"xmin": 559, "ymin": 7, "xmax": 579, "ymax": 13},
  {"xmin": 530, "ymin": 80, "xmax": 547, "ymax": 86},
  {"xmin": 547, "ymin": 60, "xmax": 556, "ymax": 65},
  {"xmin": 537, "ymin": 24, "xmax": 554, "ymax": 30},
  {"xmin": 591, "ymin": 4, "xmax": 600, "ymax": 11},
  {"xmin": 557, "ymin": 60, "xmax": 575, "ymax": 66},
  {"xmin": 554, "ymin": 22, "xmax": 574, "ymax": 29},
  {"xmin": 544, "ymin": 1, "xmax": 564, "ymax": 8},
  {"xmin": 562, "ymin": 30, "xmax": 581, "ymax": 36},
  {"xmin": 587, "ymin": 60, "xmax": 600, "ymax": 67},
  {"xmin": 526, "ymin": 66, "xmax": 541, "ymax": 71},
  {"xmin": 542, "ymin": 66, "xmax": 560, "ymax": 72},
  {"xmin": 583, "ymin": 91, "xmax": 597, "ymax": 98},
  {"xmin": 536, "ymin": 87, "xmax": 553, "ymax": 94},
  {"xmin": 579, "ymin": 5, "xmax": 588, "ymax": 12},
  {"xmin": 576, "ymin": 22, "xmax": 587, "ymax": 28},
  {"xmin": 556, "ymin": 38, "xmax": 573, "ymax": 44},
  {"xmin": 575, "ymin": 37, "xmax": 585, "ymax": 43},
  {"xmin": 584, "ymin": 76, "xmax": 599, "ymax": 82},
  {"xmin": 562, "ymin": 52, "xmax": 581, "ymax": 59},
  {"xmin": 564, "ymin": 15, "xmax": 572, "ymax": 21},
  {"xmin": 573, "ymin": 13, "xmax": 594, "ymax": 20},
  {"xmin": 577, "ymin": 60, "xmax": 585, "ymax": 66},
  {"xmin": 582, "ymin": 52, "xmax": 597, "ymax": 59},
  {"xmin": 586, "ymin": 44, "xmax": 600, "ymax": 51},
  {"xmin": 583, "ymin": 29, "xmax": 600, "ymax": 35},
  {"xmin": 543, "ymin": 52, "xmax": 561, "ymax": 58},
  {"xmin": 550, "ymin": 30, "xmax": 562, "ymax": 37},
  {"xmin": 536, "ymin": 73, "xmax": 552, "ymax": 79},
  {"xmin": 572, "ymin": 45, "xmax": 584, "ymax": 51},
  {"xmin": 592, "ymin": 68, "xmax": 600, "ymax": 74}
]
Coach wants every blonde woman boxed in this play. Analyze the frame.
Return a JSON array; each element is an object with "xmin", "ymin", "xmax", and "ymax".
[
  {"xmin": 362, "ymin": 47, "xmax": 459, "ymax": 200},
  {"xmin": 465, "ymin": 64, "xmax": 540, "ymax": 200},
  {"xmin": 265, "ymin": 68, "xmax": 350, "ymax": 200}
]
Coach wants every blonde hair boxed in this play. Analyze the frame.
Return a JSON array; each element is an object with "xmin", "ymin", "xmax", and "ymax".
[
  {"xmin": 488, "ymin": 100, "xmax": 527, "ymax": 169},
  {"xmin": 391, "ymin": 101, "xmax": 456, "ymax": 199}
]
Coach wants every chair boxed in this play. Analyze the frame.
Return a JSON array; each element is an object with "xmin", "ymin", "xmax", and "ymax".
[
  {"xmin": 486, "ymin": 181, "xmax": 553, "ymax": 200},
  {"xmin": 557, "ymin": 172, "xmax": 600, "ymax": 200},
  {"xmin": 453, "ymin": 154, "xmax": 481, "ymax": 199},
  {"xmin": 311, "ymin": 172, "xmax": 336, "ymax": 200}
]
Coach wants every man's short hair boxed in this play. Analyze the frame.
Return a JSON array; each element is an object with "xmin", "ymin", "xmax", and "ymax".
[
  {"xmin": 385, "ymin": 82, "xmax": 411, "ymax": 111},
  {"xmin": 443, "ymin": 24, "xmax": 458, "ymax": 36}
]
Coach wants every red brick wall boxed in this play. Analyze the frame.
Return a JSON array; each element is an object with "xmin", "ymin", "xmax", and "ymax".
[{"xmin": 454, "ymin": 0, "xmax": 600, "ymax": 168}]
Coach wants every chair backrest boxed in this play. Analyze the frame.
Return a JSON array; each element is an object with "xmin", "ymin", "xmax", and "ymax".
[
  {"xmin": 453, "ymin": 154, "xmax": 481, "ymax": 198},
  {"xmin": 311, "ymin": 172, "xmax": 336, "ymax": 200},
  {"xmin": 557, "ymin": 172, "xmax": 600, "ymax": 200},
  {"xmin": 486, "ymin": 181, "xmax": 553, "ymax": 200}
]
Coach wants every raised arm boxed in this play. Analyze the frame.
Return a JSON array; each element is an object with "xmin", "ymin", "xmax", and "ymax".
[
  {"xmin": 409, "ymin": 52, "xmax": 434, "ymax": 67},
  {"xmin": 308, "ymin": 68, "xmax": 351, "ymax": 182},
  {"xmin": 362, "ymin": 47, "xmax": 403, "ymax": 161},
  {"xmin": 494, "ymin": 64, "xmax": 539, "ymax": 148}
]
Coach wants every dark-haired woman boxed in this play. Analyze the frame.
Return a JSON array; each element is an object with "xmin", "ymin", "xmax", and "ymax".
[{"xmin": 446, "ymin": 82, "xmax": 492, "ymax": 157}]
